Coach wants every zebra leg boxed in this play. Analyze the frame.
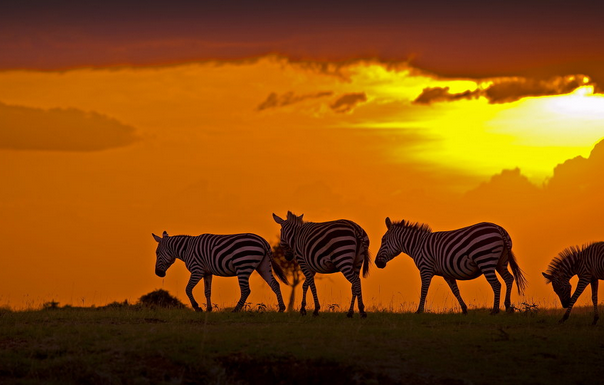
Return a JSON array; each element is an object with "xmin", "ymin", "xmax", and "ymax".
[
  {"xmin": 203, "ymin": 274, "xmax": 213, "ymax": 312},
  {"xmin": 300, "ymin": 277, "xmax": 311, "ymax": 316},
  {"xmin": 483, "ymin": 269, "xmax": 502, "ymax": 314},
  {"xmin": 497, "ymin": 265, "xmax": 515, "ymax": 312},
  {"xmin": 348, "ymin": 275, "xmax": 366, "ymax": 318},
  {"xmin": 185, "ymin": 272, "xmax": 204, "ymax": 312},
  {"xmin": 444, "ymin": 277, "xmax": 467, "ymax": 314},
  {"xmin": 560, "ymin": 278, "xmax": 590, "ymax": 323},
  {"xmin": 308, "ymin": 276, "xmax": 321, "ymax": 316},
  {"xmin": 233, "ymin": 273, "xmax": 252, "ymax": 312},
  {"xmin": 591, "ymin": 279, "xmax": 599, "ymax": 325},
  {"xmin": 256, "ymin": 258, "xmax": 286, "ymax": 312},
  {"xmin": 340, "ymin": 263, "xmax": 366, "ymax": 318},
  {"xmin": 416, "ymin": 273, "xmax": 433, "ymax": 313}
]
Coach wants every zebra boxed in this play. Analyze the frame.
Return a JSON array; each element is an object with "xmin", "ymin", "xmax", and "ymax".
[
  {"xmin": 542, "ymin": 242, "xmax": 604, "ymax": 325},
  {"xmin": 152, "ymin": 231, "xmax": 288, "ymax": 312},
  {"xmin": 272, "ymin": 211, "xmax": 371, "ymax": 317},
  {"xmin": 375, "ymin": 218, "xmax": 527, "ymax": 314}
]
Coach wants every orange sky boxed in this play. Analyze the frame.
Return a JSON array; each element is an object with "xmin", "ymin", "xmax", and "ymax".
[{"xmin": 1, "ymin": 2, "xmax": 604, "ymax": 311}]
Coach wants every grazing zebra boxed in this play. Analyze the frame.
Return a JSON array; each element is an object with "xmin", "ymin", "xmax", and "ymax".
[
  {"xmin": 375, "ymin": 218, "xmax": 527, "ymax": 314},
  {"xmin": 272, "ymin": 212, "xmax": 371, "ymax": 317},
  {"xmin": 542, "ymin": 242, "xmax": 604, "ymax": 325},
  {"xmin": 152, "ymin": 231, "xmax": 288, "ymax": 312}
]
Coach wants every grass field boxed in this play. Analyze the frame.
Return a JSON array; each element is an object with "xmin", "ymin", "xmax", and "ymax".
[{"xmin": 1, "ymin": 305, "xmax": 603, "ymax": 384}]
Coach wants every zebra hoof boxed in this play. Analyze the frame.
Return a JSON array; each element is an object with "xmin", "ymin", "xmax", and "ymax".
[
  {"xmin": 360, "ymin": 312, "xmax": 367, "ymax": 318},
  {"xmin": 312, "ymin": 310, "xmax": 320, "ymax": 317},
  {"xmin": 300, "ymin": 308, "xmax": 307, "ymax": 316},
  {"xmin": 193, "ymin": 306, "xmax": 203, "ymax": 312},
  {"xmin": 490, "ymin": 309, "xmax": 500, "ymax": 315},
  {"xmin": 278, "ymin": 306, "xmax": 285, "ymax": 313},
  {"xmin": 347, "ymin": 312, "xmax": 353, "ymax": 318}
]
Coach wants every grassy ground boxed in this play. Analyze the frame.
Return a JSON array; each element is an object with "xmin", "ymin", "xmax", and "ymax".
[{"xmin": 1, "ymin": 306, "xmax": 603, "ymax": 384}]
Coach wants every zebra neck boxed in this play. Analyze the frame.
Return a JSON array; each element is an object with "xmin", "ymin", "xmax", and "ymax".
[
  {"xmin": 287, "ymin": 225, "xmax": 302, "ymax": 250},
  {"xmin": 170, "ymin": 235, "xmax": 190, "ymax": 262},
  {"xmin": 400, "ymin": 231, "xmax": 429, "ymax": 259},
  {"xmin": 558, "ymin": 254, "xmax": 580, "ymax": 279}
]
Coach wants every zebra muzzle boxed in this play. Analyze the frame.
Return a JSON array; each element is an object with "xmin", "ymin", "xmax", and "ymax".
[
  {"xmin": 155, "ymin": 268, "xmax": 166, "ymax": 277},
  {"xmin": 375, "ymin": 259, "xmax": 386, "ymax": 269}
]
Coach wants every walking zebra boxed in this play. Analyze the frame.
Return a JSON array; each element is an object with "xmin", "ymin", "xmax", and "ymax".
[
  {"xmin": 375, "ymin": 218, "xmax": 527, "ymax": 314},
  {"xmin": 542, "ymin": 242, "xmax": 604, "ymax": 325},
  {"xmin": 152, "ymin": 231, "xmax": 288, "ymax": 312},
  {"xmin": 272, "ymin": 212, "xmax": 371, "ymax": 317}
]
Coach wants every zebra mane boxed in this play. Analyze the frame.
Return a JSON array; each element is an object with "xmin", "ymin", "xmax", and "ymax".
[
  {"xmin": 391, "ymin": 219, "xmax": 432, "ymax": 233},
  {"xmin": 544, "ymin": 243, "xmax": 593, "ymax": 281}
]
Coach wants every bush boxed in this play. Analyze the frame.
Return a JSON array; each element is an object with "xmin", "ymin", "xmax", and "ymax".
[{"xmin": 138, "ymin": 289, "xmax": 186, "ymax": 309}]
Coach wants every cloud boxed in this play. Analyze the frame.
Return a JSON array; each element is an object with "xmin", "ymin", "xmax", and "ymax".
[
  {"xmin": 547, "ymin": 138, "xmax": 604, "ymax": 194},
  {"xmin": 0, "ymin": 102, "xmax": 140, "ymax": 151},
  {"xmin": 413, "ymin": 75, "xmax": 591, "ymax": 105},
  {"xmin": 257, "ymin": 91, "xmax": 333, "ymax": 111},
  {"xmin": 484, "ymin": 75, "xmax": 590, "ymax": 104},
  {"xmin": 330, "ymin": 92, "xmax": 367, "ymax": 113},
  {"xmin": 413, "ymin": 87, "xmax": 481, "ymax": 104}
]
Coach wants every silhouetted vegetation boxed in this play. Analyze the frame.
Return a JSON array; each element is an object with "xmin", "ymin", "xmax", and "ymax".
[
  {"xmin": 39, "ymin": 289, "xmax": 187, "ymax": 311},
  {"xmin": 138, "ymin": 289, "xmax": 186, "ymax": 309},
  {"xmin": 272, "ymin": 243, "xmax": 303, "ymax": 312}
]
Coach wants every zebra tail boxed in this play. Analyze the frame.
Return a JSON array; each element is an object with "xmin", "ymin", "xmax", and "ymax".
[
  {"xmin": 360, "ymin": 235, "xmax": 371, "ymax": 278},
  {"xmin": 268, "ymin": 250, "xmax": 290, "ymax": 286},
  {"xmin": 508, "ymin": 248, "xmax": 527, "ymax": 295},
  {"xmin": 497, "ymin": 226, "xmax": 527, "ymax": 295}
]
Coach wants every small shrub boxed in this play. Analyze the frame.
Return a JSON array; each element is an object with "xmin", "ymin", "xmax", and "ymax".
[
  {"xmin": 102, "ymin": 300, "xmax": 134, "ymax": 309},
  {"xmin": 42, "ymin": 300, "xmax": 60, "ymax": 310},
  {"xmin": 138, "ymin": 289, "xmax": 186, "ymax": 309}
]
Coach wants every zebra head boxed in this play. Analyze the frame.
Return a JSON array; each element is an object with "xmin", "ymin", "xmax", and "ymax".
[
  {"xmin": 272, "ymin": 211, "xmax": 303, "ymax": 261},
  {"xmin": 542, "ymin": 272, "xmax": 572, "ymax": 308},
  {"xmin": 152, "ymin": 231, "xmax": 177, "ymax": 277},
  {"xmin": 375, "ymin": 217, "xmax": 401, "ymax": 268}
]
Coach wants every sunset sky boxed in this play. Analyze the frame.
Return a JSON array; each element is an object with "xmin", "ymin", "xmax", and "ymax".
[{"xmin": 2, "ymin": 1, "xmax": 603, "ymax": 311}]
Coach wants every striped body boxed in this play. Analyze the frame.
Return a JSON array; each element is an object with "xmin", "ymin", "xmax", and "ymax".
[
  {"xmin": 375, "ymin": 218, "xmax": 526, "ymax": 314},
  {"xmin": 543, "ymin": 242, "xmax": 604, "ymax": 324},
  {"xmin": 273, "ymin": 212, "xmax": 370, "ymax": 317},
  {"xmin": 153, "ymin": 231, "xmax": 286, "ymax": 312}
]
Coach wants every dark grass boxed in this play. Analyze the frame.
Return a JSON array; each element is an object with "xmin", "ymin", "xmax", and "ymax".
[{"xmin": 1, "ymin": 306, "xmax": 603, "ymax": 384}]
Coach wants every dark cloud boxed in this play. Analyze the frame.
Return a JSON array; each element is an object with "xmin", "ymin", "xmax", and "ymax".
[
  {"xmin": 330, "ymin": 92, "xmax": 367, "ymax": 113},
  {"xmin": 485, "ymin": 75, "xmax": 590, "ymax": 104},
  {"xmin": 0, "ymin": 102, "xmax": 140, "ymax": 151},
  {"xmin": 413, "ymin": 75, "xmax": 591, "ymax": 105},
  {"xmin": 256, "ymin": 91, "xmax": 333, "ymax": 111},
  {"xmin": 413, "ymin": 87, "xmax": 480, "ymax": 105}
]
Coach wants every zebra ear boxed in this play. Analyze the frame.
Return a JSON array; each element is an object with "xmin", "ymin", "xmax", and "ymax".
[
  {"xmin": 162, "ymin": 231, "xmax": 169, "ymax": 238},
  {"xmin": 542, "ymin": 272, "xmax": 553, "ymax": 282},
  {"xmin": 385, "ymin": 217, "xmax": 392, "ymax": 229},
  {"xmin": 152, "ymin": 233, "xmax": 162, "ymax": 243},
  {"xmin": 273, "ymin": 213, "xmax": 285, "ymax": 225}
]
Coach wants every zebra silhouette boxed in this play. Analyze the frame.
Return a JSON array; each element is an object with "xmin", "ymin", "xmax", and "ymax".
[
  {"xmin": 543, "ymin": 242, "xmax": 604, "ymax": 325},
  {"xmin": 152, "ymin": 231, "xmax": 288, "ymax": 312},
  {"xmin": 272, "ymin": 212, "xmax": 370, "ymax": 317},
  {"xmin": 375, "ymin": 218, "xmax": 526, "ymax": 314}
]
